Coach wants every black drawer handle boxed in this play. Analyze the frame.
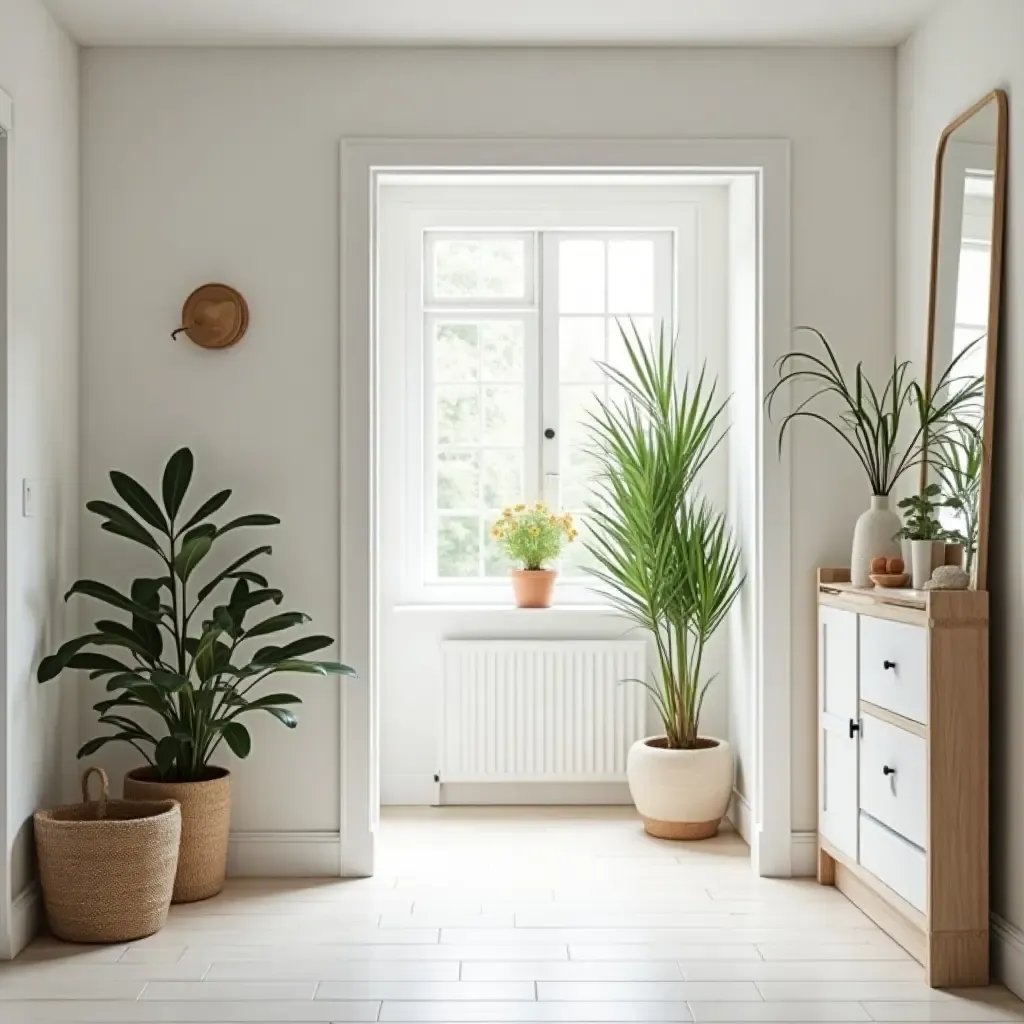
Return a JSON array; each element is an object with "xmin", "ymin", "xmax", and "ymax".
[
  {"xmin": 849, "ymin": 719, "xmax": 860, "ymax": 738},
  {"xmin": 882, "ymin": 765, "xmax": 896, "ymax": 776},
  {"xmin": 883, "ymin": 660, "xmax": 896, "ymax": 671}
]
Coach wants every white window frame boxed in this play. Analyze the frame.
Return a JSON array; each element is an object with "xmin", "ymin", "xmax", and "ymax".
[{"xmin": 378, "ymin": 182, "xmax": 727, "ymax": 606}]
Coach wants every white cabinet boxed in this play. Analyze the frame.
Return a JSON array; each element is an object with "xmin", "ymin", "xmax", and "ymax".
[
  {"xmin": 817, "ymin": 606, "xmax": 859, "ymax": 861},
  {"xmin": 816, "ymin": 568, "xmax": 989, "ymax": 989}
]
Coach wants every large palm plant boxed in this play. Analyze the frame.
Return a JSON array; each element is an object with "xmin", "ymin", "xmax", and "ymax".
[
  {"xmin": 584, "ymin": 323, "xmax": 744, "ymax": 750},
  {"xmin": 36, "ymin": 448, "xmax": 355, "ymax": 782}
]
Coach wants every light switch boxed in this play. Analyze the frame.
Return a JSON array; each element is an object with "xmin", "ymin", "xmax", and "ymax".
[{"xmin": 22, "ymin": 478, "xmax": 38, "ymax": 518}]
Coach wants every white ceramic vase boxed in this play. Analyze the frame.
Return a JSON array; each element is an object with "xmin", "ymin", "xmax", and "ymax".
[
  {"xmin": 626, "ymin": 735, "xmax": 733, "ymax": 840},
  {"xmin": 851, "ymin": 495, "xmax": 902, "ymax": 587},
  {"xmin": 911, "ymin": 539, "xmax": 935, "ymax": 589}
]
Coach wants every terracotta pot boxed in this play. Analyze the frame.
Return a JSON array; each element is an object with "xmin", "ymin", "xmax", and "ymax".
[
  {"xmin": 510, "ymin": 568, "xmax": 557, "ymax": 608},
  {"xmin": 627, "ymin": 735, "xmax": 734, "ymax": 840},
  {"xmin": 944, "ymin": 543, "xmax": 965, "ymax": 569},
  {"xmin": 123, "ymin": 766, "xmax": 231, "ymax": 903}
]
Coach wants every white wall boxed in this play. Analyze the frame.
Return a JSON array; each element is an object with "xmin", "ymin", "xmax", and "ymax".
[
  {"xmin": 0, "ymin": 0, "xmax": 79, "ymax": 958},
  {"xmin": 897, "ymin": 0, "xmax": 1024, "ymax": 988},
  {"xmin": 80, "ymin": 46, "xmax": 895, "ymax": 850}
]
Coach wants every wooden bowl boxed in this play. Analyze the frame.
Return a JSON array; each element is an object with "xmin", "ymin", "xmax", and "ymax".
[{"xmin": 870, "ymin": 572, "xmax": 911, "ymax": 589}]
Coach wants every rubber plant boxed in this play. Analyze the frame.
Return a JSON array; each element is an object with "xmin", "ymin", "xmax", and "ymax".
[
  {"xmin": 583, "ymin": 321, "xmax": 744, "ymax": 749},
  {"xmin": 36, "ymin": 448, "xmax": 355, "ymax": 781}
]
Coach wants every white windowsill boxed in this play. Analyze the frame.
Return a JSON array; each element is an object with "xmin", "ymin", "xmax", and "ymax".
[{"xmin": 392, "ymin": 603, "xmax": 623, "ymax": 615}]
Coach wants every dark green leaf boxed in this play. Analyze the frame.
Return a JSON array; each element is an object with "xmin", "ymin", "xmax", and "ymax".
[
  {"xmin": 178, "ymin": 488, "xmax": 232, "ymax": 534},
  {"xmin": 252, "ymin": 635, "xmax": 334, "ymax": 665},
  {"xmin": 220, "ymin": 721, "xmax": 251, "ymax": 759},
  {"xmin": 225, "ymin": 570, "xmax": 269, "ymax": 588},
  {"xmin": 162, "ymin": 448, "xmax": 194, "ymax": 521},
  {"xmin": 110, "ymin": 470, "xmax": 169, "ymax": 534},
  {"xmin": 263, "ymin": 707, "xmax": 298, "ymax": 728},
  {"xmin": 100, "ymin": 519, "xmax": 163, "ymax": 553},
  {"xmin": 154, "ymin": 736, "xmax": 178, "ymax": 776},
  {"xmin": 215, "ymin": 514, "xmax": 281, "ymax": 537},
  {"xmin": 242, "ymin": 612, "xmax": 311, "ymax": 639},
  {"xmin": 149, "ymin": 669, "xmax": 190, "ymax": 693},
  {"xmin": 65, "ymin": 580, "xmax": 163, "ymax": 623},
  {"xmin": 196, "ymin": 546, "xmax": 272, "ymax": 603},
  {"xmin": 182, "ymin": 523, "xmax": 217, "ymax": 546},
  {"xmin": 65, "ymin": 652, "xmax": 134, "ymax": 676},
  {"xmin": 174, "ymin": 534, "xmax": 213, "ymax": 581},
  {"xmin": 77, "ymin": 735, "xmax": 123, "ymax": 758}
]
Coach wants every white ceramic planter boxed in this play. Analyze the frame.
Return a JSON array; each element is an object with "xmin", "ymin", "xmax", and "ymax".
[
  {"xmin": 911, "ymin": 539, "xmax": 935, "ymax": 589},
  {"xmin": 851, "ymin": 495, "xmax": 902, "ymax": 587},
  {"xmin": 626, "ymin": 735, "xmax": 733, "ymax": 840}
]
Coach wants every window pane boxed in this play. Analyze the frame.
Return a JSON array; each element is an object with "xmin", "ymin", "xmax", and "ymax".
[
  {"xmin": 433, "ymin": 238, "xmax": 526, "ymax": 299},
  {"xmin": 559, "ymin": 317, "xmax": 605, "ymax": 383},
  {"xmin": 608, "ymin": 240, "xmax": 655, "ymax": 314},
  {"xmin": 434, "ymin": 323, "xmax": 479, "ymax": 382},
  {"xmin": 437, "ymin": 516, "xmax": 481, "ymax": 578},
  {"xmin": 480, "ymin": 321, "xmax": 525, "ymax": 381},
  {"xmin": 481, "ymin": 449, "xmax": 523, "ymax": 508},
  {"xmin": 559, "ymin": 239, "xmax": 605, "ymax": 313},
  {"xmin": 560, "ymin": 384, "xmax": 604, "ymax": 509},
  {"xmin": 560, "ymin": 513, "xmax": 600, "ymax": 577},
  {"xmin": 437, "ymin": 451, "xmax": 480, "ymax": 511},
  {"xmin": 436, "ymin": 386, "xmax": 480, "ymax": 445},
  {"xmin": 484, "ymin": 535, "xmax": 511, "ymax": 578},
  {"xmin": 482, "ymin": 385, "xmax": 523, "ymax": 445}
]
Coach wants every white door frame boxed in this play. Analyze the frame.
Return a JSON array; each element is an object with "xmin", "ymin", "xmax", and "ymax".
[
  {"xmin": 339, "ymin": 137, "xmax": 793, "ymax": 878},
  {"xmin": 0, "ymin": 86, "xmax": 13, "ymax": 956}
]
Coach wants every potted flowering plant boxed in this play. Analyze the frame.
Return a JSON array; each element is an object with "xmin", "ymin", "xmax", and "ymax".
[{"xmin": 490, "ymin": 503, "xmax": 577, "ymax": 608}]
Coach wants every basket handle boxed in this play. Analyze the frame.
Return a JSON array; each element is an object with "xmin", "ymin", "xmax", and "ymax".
[{"xmin": 81, "ymin": 767, "xmax": 109, "ymax": 820}]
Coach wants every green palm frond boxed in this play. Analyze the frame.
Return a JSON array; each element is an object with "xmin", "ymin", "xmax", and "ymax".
[{"xmin": 583, "ymin": 321, "xmax": 744, "ymax": 750}]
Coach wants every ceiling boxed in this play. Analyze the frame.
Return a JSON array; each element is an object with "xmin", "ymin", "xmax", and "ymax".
[{"xmin": 44, "ymin": 0, "xmax": 941, "ymax": 47}]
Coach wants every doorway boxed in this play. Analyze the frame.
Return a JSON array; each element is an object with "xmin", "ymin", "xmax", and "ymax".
[{"xmin": 339, "ymin": 139, "xmax": 793, "ymax": 879}]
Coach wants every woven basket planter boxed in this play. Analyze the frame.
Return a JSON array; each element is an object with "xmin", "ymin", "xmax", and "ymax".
[
  {"xmin": 123, "ymin": 766, "xmax": 231, "ymax": 904},
  {"xmin": 34, "ymin": 767, "xmax": 181, "ymax": 943}
]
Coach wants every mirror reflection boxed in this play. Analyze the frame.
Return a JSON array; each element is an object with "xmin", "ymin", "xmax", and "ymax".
[{"xmin": 924, "ymin": 92, "xmax": 1005, "ymax": 589}]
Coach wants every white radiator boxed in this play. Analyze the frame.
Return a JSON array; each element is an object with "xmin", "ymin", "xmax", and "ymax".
[{"xmin": 439, "ymin": 640, "xmax": 648, "ymax": 783}]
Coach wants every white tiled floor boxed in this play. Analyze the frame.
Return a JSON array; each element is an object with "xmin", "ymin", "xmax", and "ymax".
[{"xmin": 3, "ymin": 806, "xmax": 1022, "ymax": 1023}]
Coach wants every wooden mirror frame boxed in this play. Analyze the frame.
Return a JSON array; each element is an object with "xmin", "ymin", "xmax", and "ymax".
[{"xmin": 921, "ymin": 89, "xmax": 1008, "ymax": 592}]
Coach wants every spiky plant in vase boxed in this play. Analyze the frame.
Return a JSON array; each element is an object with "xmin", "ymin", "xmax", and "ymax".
[
  {"xmin": 764, "ymin": 328, "xmax": 984, "ymax": 587},
  {"xmin": 36, "ymin": 448, "xmax": 355, "ymax": 901}
]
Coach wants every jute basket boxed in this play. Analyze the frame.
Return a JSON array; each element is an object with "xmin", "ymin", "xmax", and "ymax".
[
  {"xmin": 34, "ymin": 767, "xmax": 181, "ymax": 943},
  {"xmin": 123, "ymin": 766, "xmax": 231, "ymax": 904}
]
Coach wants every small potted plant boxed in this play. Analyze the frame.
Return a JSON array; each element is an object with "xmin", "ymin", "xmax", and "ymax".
[
  {"xmin": 933, "ymin": 424, "xmax": 982, "ymax": 577},
  {"xmin": 36, "ymin": 448, "xmax": 355, "ymax": 903},
  {"xmin": 490, "ymin": 504, "xmax": 576, "ymax": 608},
  {"xmin": 896, "ymin": 482, "xmax": 950, "ymax": 589}
]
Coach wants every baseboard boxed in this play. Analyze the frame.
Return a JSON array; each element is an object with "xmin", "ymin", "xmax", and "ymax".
[
  {"xmin": 1, "ymin": 883, "xmax": 40, "ymax": 960},
  {"xmin": 226, "ymin": 832, "xmax": 341, "ymax": 877},
  {"xmin": 790, "ymin": 830, "xmax": 818, "ymax": 877},
  {"xmin": 992, "ymin": 913, "xmax": 1024, "ymax": 998},
  {"xmin": 440, "ymin": 782, "xmax": 633, "ymax": 805},
  {"xmin": 382, "ymin": 773, "xmax": 440, "ymax": 806},
  {"xmin": 728, "ymin": 789, "xmax": 752, "ymax": 844}
]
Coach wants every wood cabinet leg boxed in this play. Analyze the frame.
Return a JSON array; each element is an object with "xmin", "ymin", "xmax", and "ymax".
[{"xmin": 817, "ymin": 845, "xmax": 836, "ymax": 885}]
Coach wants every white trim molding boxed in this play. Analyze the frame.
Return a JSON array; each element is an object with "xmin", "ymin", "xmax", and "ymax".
[
  {"xmin": 1, "ymin": 883, "xmax": 39, "ymax": 960},
  {"xmin": 992, "ymin": 913, "xmax": 1024, "ymax": 999},
  {"xmin": 226, "ymin": 832, "xmax": 342, "ymax": 878},
  {"xmin": 790, "ymin": 831, "xmax": 818, "ymax": 878},
  {"xmin": 729, "ymin": 788, "xmax": 753, "ymax": 845},
  {"xmin": 340, "ymin": 137, "xmax": 792, "ymax": 879}
]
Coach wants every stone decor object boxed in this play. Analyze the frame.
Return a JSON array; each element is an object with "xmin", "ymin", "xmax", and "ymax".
[{"xmin": 923, "ymin": 565, "xmax": 970, "ymax": 591}]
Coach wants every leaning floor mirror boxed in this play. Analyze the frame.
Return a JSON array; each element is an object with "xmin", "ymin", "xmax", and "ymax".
[{"xmin": 923, "ymin": 89, "xmax": 1008, "ymax": 590}]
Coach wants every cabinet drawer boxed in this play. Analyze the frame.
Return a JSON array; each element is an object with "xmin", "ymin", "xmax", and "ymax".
[
  {"xmin": 859, "ymin": 712, "xmax": 927, "ymax": 848},
  {"xmin": 859, "ymin": 812, "xmax": 927, "ymax": 913},
  {"xmin": 859, "ymin": 616, "xmax": 928, "ymax": 724}
]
